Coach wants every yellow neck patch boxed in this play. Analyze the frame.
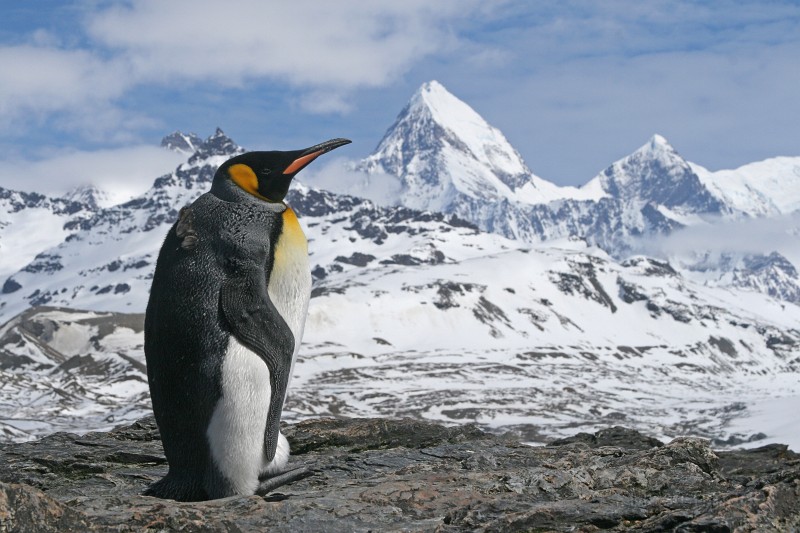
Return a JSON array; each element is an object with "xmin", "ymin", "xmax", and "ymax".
[
  {"xmin": 276, "ymin": 207, "xmax": 308, "ymax": 257},
  {"xmin": 271, "ymin": 207, "xmax": 308, "ymax": 289},
  {"xmin": 228, "ymin": 163, "xmax": 270, "ymax": 201}
]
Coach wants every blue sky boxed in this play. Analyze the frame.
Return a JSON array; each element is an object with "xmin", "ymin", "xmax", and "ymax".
[{"xmin": 1, "ymin": 0, "xmax": 799, "ymax": 197}]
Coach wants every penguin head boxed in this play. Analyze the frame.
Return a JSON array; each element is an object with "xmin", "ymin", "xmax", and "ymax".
[{"xmin": 211, "ymin": 138, "xmax": 351, "ymax": 203}]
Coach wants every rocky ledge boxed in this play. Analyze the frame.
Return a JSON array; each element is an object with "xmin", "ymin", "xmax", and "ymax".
[{"xmin": 0, "ymin": 417, "xmax": 798, "ymax": 532}]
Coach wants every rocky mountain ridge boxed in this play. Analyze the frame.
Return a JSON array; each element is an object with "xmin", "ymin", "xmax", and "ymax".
[
  {"xmin": 586, "ymin": 134, "xmax": 726, "ymax": 214},
  {"xmin": 356, "ymin": 80, "xmax": 546, "ymax": 208},
  {"xmin": 0, "ymin": 187, "xmax": 97, "ymax": 283},
  {"xmin": 346, "ymin": 82, "xmax": 800, "ymax": 301}
]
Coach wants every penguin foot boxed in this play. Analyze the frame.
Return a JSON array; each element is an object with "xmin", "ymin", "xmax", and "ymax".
[
  {"xmin": 144, "ymin": 474, "xmax": 207, "ymax": 502},
  {"xmin": 255, "ymin": 466, "xmax": 315, "ymax": 496}
]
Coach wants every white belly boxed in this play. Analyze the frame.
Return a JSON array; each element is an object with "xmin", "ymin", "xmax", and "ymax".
[{"xmin": 206, "ymin": 336, "xmax": 271, "ymax": 495}]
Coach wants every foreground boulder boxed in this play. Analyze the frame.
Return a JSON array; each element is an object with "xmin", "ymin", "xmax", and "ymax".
[{"xmin": 0, "ymin": 417, "xmax": 798, "ymax": 531}]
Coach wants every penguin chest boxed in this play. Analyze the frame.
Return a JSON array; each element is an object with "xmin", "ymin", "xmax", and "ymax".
[
  {"xmin": 206, "ymin": 336, "xmax": 271, "ymax": 495},
  {"xmin": 268, "ymin": 207, "xmax": 311, "ymax": 350}
]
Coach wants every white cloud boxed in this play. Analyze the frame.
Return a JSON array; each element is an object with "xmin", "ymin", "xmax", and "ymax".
[
  {"xmin": 0, "ymin": 0, "xmax": 483, "ymax": 140},
  {"xmin": 0, "ymin": 45, "xmax": 128, "ymax": 123},
  {"xmin": 295, "ymin": 91, "xmax": 354, "ymax": 115},
  {"xmin": 299, "ymin": 157, "xmax": 402, "ymax": 206},
  {"xmin": 0, "ymin": 146, "xmax": 186, "ymax": 204},
  {"xmin": 87, "ymin": 1, "xmax": 472, "ymax": 89},
  {"xmin": 636, "ymin": 213, "xmax": 800, "ymax": 266}
]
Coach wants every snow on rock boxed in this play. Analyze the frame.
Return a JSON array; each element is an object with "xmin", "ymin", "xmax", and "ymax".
[
  {"xmin": 2, "ymin": 216, "xmax": 799, "ymax": 446},
  {"xmin": 160, "ymin": 131, "xmax": 202, "ymax": 154},
  {"xmin": 62, "ymin": 185, "xmax": 114, "ymax": 210},
  {"xmin": 352, "ymin": 84, "xmax": 725, "ymax": 254},
  {"xmin": 585, "ymin": 135, "xmax": 725, "ymax": 215},
  {"xmin": 313, "ymin": 82, "xmax": 798, "ymax": 308},
  {"xmin": 693, "ymin": 156, "xmax": 800, "ymax": 217},
  {"xmin": 1, "ymin": 108, "xmax": 800, "ymax": 448},
  {"xmin": 0, "ymin": 188, "xmax": 94, "ymax": 283},
  {"xmin": 0, "ymin": 307, "xmax": 149, "ymax": 442},
  {"xmin": 357, "ymin": 80, "xmax": 599, "ymax": 211},
  {"xmin": 684, "ymin": 251, "xmax": 800, "ymax": 304},
  {"xmin": 358, "ymin": 80, "xmax": 530, "ymax": 206}
]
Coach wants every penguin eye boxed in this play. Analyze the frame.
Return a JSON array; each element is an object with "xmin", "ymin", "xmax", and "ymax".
[{"xmin": 259, "ymin": 168, "xmax": 272, "ymax": 178}]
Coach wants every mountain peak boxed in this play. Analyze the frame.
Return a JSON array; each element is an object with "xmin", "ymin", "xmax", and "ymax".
[
  {"xmin": 62, "ymin": 184, "xmax": 110, "ymax": 210},
  {"xmin": 161, "ymin": 131, "xmax": 202, "ymax": 154},
  {"xmin": 649, "ymin": 133, "xmax": 670, "ymax": 147},
  {"xmin": 637, "ymin": 134, "xmax": 677, "ymax": 157},
  {"xmin": 406, "ymin": 80, "xmax": 491, "ymax": 138},
  {"xmin": 411, "ymin": 80, "xmax": 460, "ymax": 109},
  {"xmin": 358, "ymin": 81, "xmax": 536, "ymax": 211},
  {"xmin": 419, "ymin": 79, "xmax": 445, "ymax": 92},
  {"xmin": 187, "ymin": 128, "xmax": 242, "ymax": 164},
  {"xmin": 591, "ymin": 135, "xmax": 724, "ymax": 213}
]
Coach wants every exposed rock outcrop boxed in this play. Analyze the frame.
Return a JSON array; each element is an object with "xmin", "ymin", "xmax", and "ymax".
[{"xmin": 0, "ymin": 417, "xmax": 798, "ymax": 531}]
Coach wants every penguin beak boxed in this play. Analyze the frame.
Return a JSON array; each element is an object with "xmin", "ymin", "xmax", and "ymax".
[{"xmin": 282, "ymin": 138, "xmax": 352, "ymax": 176}]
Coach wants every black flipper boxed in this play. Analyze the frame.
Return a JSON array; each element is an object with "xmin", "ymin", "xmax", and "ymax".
[{"xmin": 220, "ymin": 267, "xmax": 295, "ymax": 464}]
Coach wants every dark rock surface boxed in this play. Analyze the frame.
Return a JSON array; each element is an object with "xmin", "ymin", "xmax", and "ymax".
[{"xmin": 0, "ymin": 417, "xmax": 798, "ymax": 532}]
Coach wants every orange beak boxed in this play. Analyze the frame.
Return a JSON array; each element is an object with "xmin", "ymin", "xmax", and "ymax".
[{"xmin": 282, "ymin": 138, "xmax": 351, "ymax": 176}]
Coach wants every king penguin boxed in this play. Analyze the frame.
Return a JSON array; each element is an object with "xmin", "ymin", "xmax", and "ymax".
[{"xmin": 143, "ymin": 138, "xmax": 351, "ymax": 501}]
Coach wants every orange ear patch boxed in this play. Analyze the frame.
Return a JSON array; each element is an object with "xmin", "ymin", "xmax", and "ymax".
[{"xmin": 228, "ymin": 164, "xmax": 269, "ymax": 200}]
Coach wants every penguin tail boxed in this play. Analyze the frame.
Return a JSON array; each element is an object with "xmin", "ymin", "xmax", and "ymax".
[{"xmin": 144, "ymin": 474, "xmax": 207, "ymax": 502}]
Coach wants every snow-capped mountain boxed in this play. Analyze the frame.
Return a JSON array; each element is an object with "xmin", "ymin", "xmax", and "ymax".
[
  {"xmin": 346, "ymin": 82, "xmax": 800, "ymax": 302},
  {"xmin": 731, "ymin": 252, "xmax": 800, "ymax": 302},
  {"xmin": 1, "ymin": 127, "xmax": 799, "ymax": 449},
  {"xmin": 0, "ymin": 125, "xmax": 685, "ymax": 324},
  {"xmin": 1, "ymin": 80, "xmax": 799, "ymax": 448},
  {"xmin": 686, "ymin": 251, "xmax": 800, "ymax": 303},
  {"xmin": 0, "ymin": 307, "xmax": 148, "ymax": 441},
  {"xmin": 62, "ymin": 185, "xmax": 113, "ymax": 211},
  {"xmin": 692, "ymin": 157, "xmax": 800, "ymax": 217},
  {"xmin": 356, "ymin": 80, "xmax": 591, "ymax": 209},
  {"xmin": 0, "ymin": 128, "xmax": 243, "ymax": 321},
  {"xmin": 347, "ymin": 84, "xmax": 717, "ymax": 249},
  {"xmin": 2, "ymin": 235, "xmax": 799, "ymax": 446},
  {"xmin": 293, "ymin": 245, "xmax": 800, "ymax": 447},
  {"xmin": 160, "ymin": 131, "xmax": 203, "ymax": 154},
  {"xmin": 584, "ymin": 134, "xmax": 726, "ymax": 215},
  {"xmin": 0, "ymin": 187, "xmax": 96, "ymax": 283}
]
